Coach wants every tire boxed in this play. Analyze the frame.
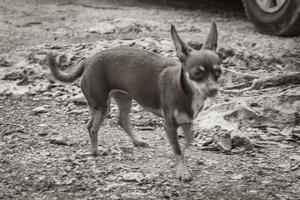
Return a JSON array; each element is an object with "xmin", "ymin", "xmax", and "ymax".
[{"xmin": 242, "ymin": 0, "xmax": 300, "ymax": 36}]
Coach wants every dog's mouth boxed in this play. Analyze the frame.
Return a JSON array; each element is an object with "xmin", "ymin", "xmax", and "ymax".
[
  {"xmin": 206, "ymin": 88, "xmax": 219, "ymax": 97},
  {"xmin": 202, "ymin": 78, "xmax": 219, "ymax": 98}
]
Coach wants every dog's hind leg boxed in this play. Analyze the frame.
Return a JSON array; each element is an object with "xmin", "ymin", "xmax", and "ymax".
[
  {"xmin": 113, "ymin": 91, "xmax": 148, "ymax": 147},
  {"xmin": 87, "ymin": 105, "xmax": 109, "ymax": 156}
]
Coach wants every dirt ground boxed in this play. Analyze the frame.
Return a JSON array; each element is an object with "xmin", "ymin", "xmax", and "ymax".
[{"xmin": 0, "ymin": 0, "xmax": 300, "ymax": 199}]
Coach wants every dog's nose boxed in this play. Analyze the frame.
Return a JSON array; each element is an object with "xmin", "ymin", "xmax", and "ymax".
[{"xmin": 207, "ymin": 88, "xmax": 218, "ymax": 97}]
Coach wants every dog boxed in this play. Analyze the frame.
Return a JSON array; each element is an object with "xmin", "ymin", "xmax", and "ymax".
[{"xmin": 48, "ymin": 23, "xmax": 222, "ymax": 181}]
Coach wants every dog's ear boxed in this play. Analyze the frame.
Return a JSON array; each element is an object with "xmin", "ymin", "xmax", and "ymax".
[
  {"xmin": 203, "ymin": 22, "xmax": 218, "ymax": 51},
  {"xmin": 171, "ymin": 24, "xmax": 191, "ymax": 62}
]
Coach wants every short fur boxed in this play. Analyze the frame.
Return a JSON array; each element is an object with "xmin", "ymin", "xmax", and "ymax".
[{"xmin": 48, "ymin": 23, "xmax": 222, "ymax": 181}]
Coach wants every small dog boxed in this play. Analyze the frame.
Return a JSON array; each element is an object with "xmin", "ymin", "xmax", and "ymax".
[{"xmin": 48, "ymin": 23, "xmax": 221, "ymax": 181}]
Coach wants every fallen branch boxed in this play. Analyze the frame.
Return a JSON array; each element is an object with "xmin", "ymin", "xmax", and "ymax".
[
  {"xmin": 222, "ymin": 72, "xmax": 300, "ymax": 93},
  {"xmin": 59, "ymin": 1, "xmax": 122, "ymax": 10},
  {"xmin": 223, "ymin": 68, "xmax": 259, "ymax": 81},
  {"xmin": 246, "ymin": 72, "xmax": 300, "ymax": 90},
  {"xmin": 75, "ymin": 3, "xmax": 122, "ymax": 10},
  {"xmin": 223, "ymin": 82, "xmax": 251, "ymax": 90}
]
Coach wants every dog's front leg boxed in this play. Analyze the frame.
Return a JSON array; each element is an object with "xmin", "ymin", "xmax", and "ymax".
[
  {"xmin": 181, "ymin": 123, "xmax": 193, "ymax": 151},
  {"xmin": 164, "ymin": 122, "xmax": 192, "ymax": 182}
]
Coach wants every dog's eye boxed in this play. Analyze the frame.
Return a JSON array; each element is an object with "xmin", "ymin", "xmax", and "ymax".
[
  {"xmin": 194, "ymin": 67, "xmax": 205, "ymax": 78},
  {"xmin": 214, "ymin": 66, "xmax": 222, "ymax": 79}
]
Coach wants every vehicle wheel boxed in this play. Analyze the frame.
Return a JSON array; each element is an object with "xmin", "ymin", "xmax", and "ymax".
[{"xmin": 242, "ymin": 0, "xmax": 300, "ymax": 36}]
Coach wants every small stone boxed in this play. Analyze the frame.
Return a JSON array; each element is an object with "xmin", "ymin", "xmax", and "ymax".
[
  {"xmin": 33, "ymin": 106, "xmax": 47, "ymax": 115},
  {"xmin": 49, "ymin": 137, "xmax": 68, "ymax": 146},
  {"xmin": 121, "ymin": 192, "xmax": 147, "ymax": 200},
  {"xmin": 145, "ymin": 172, "xmax": 159, "ymax": 180},
  {"xmin": 38, "ymin": 132, "xmax": 48, "ymax": 136},
  {"xmin": 289, "ymin": 155, "xmax": 300, "ymax": 161},
  {"xmin": 248, "ymin": 189, "xmax": 258, "ymax": 194},
  {"xmin": 261, "ymin": 180, "xmax": 272, "ymax": 184},
  {"xmin": 50, "ymin": 129, "xmax": 59, "ymax": 135},
  {"xmin": 277, "ymin": 143, "xmax": 294, "ymax": 149},
  {"xmin": 37, "ymin": 123, "xmax": 48, "ymax": 128},
  {"xmin": 231, "ymin": 174, "xmax": 244, "ymax": 180},
  {"xmin": 122, "ymin": 172, "xmax": 145, "ymax": 182},
  {"xmin": 40, "ymin": 151, "xmax": 51, "ymax": 157},
  {"xmin": 110, "ymin": 194, "xmax": 121, "ymax": 200},
  {"xmin": 69, "ymin": 109, "xmax": 85, "ymax": 115}
]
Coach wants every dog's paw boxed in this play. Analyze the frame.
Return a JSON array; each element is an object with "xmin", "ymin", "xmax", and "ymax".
[
  {"xmin": 176, "ymin": 168, "xmax": 192, "ymax": 182},
  {"xmin": 133, "ymin": 138, "xmax": 149, "ymax": 147}
]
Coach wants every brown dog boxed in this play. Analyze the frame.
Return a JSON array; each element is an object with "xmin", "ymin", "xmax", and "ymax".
[{"xmin": 48, "ymin": 23, "xmax": 221, "ymax": 181}]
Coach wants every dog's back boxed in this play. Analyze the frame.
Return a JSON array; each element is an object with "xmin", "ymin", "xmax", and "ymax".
[{"xmin": 82, "ymin": 47, "xmax": 179, "ymax": 110}]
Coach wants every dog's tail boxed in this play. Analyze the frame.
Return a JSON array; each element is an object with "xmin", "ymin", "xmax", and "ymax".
[{"xmin": 48, "ymin": 53, "xmax": 85, "ymax": 83}]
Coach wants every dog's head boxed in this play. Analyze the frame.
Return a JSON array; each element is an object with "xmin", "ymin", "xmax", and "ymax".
[{"xmin": 171, "ymin": 23, "xmax": 222, "ymax": 97}]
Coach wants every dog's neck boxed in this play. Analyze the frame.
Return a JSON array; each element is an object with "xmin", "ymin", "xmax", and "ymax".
[
  {"xmin": 179, "ymin": 65, "xmax": 207, "ymax": 118},
  {"xmin": 180, "ymin": 67, "xmax": 194, "ymax": 103}
]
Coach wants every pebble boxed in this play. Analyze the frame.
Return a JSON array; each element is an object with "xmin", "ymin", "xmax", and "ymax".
[
  {"xmin": 49, "ymin": 136, "xmax": 68, "ymax": 146},
  {"xmin": 121, "ymin": 192, "xmax": 147, "ymax": 200},
  {"xmin": 38, "ymin": 132, "xmax": 48, "ymax": 136},
  {"xmin": 231, "ymin": 174, "xmax": 244, "ymax": 180},
  {"xmin": 122, "ymin": 172, "xmax": 145, "ymax": 182},
  {"xmin": 33, "ymin": 106, "xmax": 47, "ymax": 115}
]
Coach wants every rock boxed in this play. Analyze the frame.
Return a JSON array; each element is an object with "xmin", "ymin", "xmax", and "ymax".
[
  {"xmin": 0, "ymin": 57, "xmax": 11, "ymax": 67},
  {"xmin": 145, "ymin": 172, "xmax": 160, "ymax": 180},
  {"xmin": 33, "ymin": 106, "xmax": 47, "ymax": 115},
  {"xmin": 38, "ymin": 132, "xmax": 48, "ymax": 136},
  {"xmin": 89, "ymin": 23, "xmax": 116, "ymax": 34},
  {"xmin": 110, "ymin": 194, "xmax": 121, "ymax": 200},
  {"xmin": 289, "ymin": 155, "xmax": 300, "ymax": 161},
  {"xmin": 121, "ymin": 192, "xmax": 147, "ymax": 200},
  {"xmin": 213, "ymin": 132, "xmax": 232, "ymax": 152},
  {"xmin": 277, "ymin": 143, "xmax": 294, "ymax": 149},
  {"xmin": 248, "ymin": 189, "xmax": 258, "ymax": 194},
  {"xmin": 122, "ymin": 172, "xmax": 145, "ymax": 182},
  {"xmin": 37, "ymin": 123, "xmax": 48, "ymax": 127},
  {"xmin": 231, "ymin": 174, "xmax": 244, "ymax": 180},
  {"xmin": 69, "ymin": 109, "xmax": 85, "ymax": 115},
  {"xmin": 231, "ymin": 135, "xmax": 254, "ymax": 151},
  {"xmin": 133, "ymin": 114, "xmax": 142, "ymax": 119},
  {"xmin": 49, "ymin": 137, "xmax": 68, "ymax": 146},
  {"xmin": 2, "ymin": 71, "xmax": 24, "ymax": 81},
  {"xmin": 50, "ymin": 129, "xmax": 59, "ymax": 135},
  {"xmin": 17, "ymin": 76, "xmax": 30, "ymax": 86},
  {"xmin": 64, "ymin": 178, "xmax": 76, "ymax": 185},
  {"xmin": 67, "ymin": 94, "xmax": 86, "ymax": 104},
  {"xmin": 103, "ymin": 183, "xmax": 127, "ymax": 192},
  {"xmin": 261, "ymin": 180, "xmax": 272, "ymax": 184},
  {"xmin": 22, "ymin": 21, "xmax": 42, "ymax": 27}
]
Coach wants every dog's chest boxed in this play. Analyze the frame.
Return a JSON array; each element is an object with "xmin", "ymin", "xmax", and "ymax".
[
  {"xmin": 191, "ymin": 92, "xmax": 205, "ymax": 118},
  {"xmin": 187, "ymin": 76, "xmax": 206, "ymax": 118},
  {"xmin": 173, "ymin": 89, "xmax": 205, "ymax": 125}
]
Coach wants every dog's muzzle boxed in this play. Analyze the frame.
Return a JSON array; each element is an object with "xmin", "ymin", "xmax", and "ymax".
[{"xmin": 206, "ymin": 87, "xmax": 219, "ymax": 97}]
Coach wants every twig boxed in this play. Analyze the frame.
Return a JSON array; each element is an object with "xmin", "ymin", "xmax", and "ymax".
[
  {"xmin": 238, "ymin": 72, "xmax": 300, "ymax": 92},
  {"xmin": 223, "ymin": 82, "xmax": 251, "ymax": 90},
  {"xmin": 0, "ymin": 123, "xmax": 25, "ymax": 130},
  {"xmin": 75, "ymin": 3, "xmax": 122, "ymax": 10},
  {"xmin": 223, "ymin": 68, "xmax": 259, "ymax": 81},
  {"xmin": 59, "ymin": 1, "xmax": 123, "ymax": 10},
  {"xmin": 220, "ymin": 89, "xmax": 244, "ymax": 95},
  {"xmin": 222, "ymin": 72, "xmax": 300, "ymax": 94}
]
